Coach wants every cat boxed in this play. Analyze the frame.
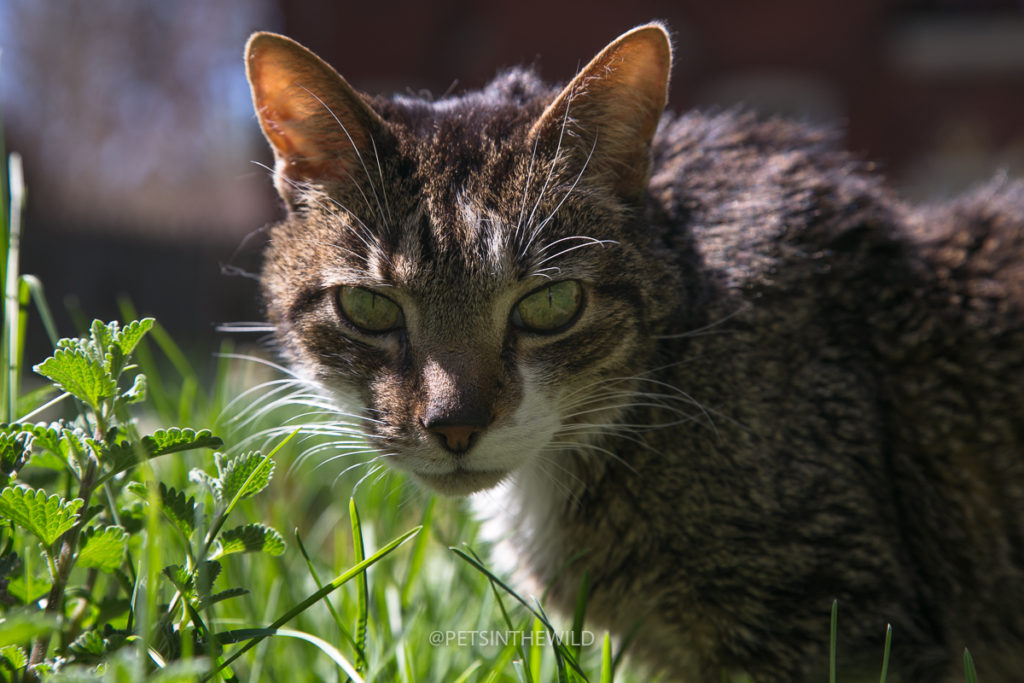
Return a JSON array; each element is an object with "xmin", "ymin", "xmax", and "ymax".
[{"xmin": 243, "ymin": 23, "xmax": 1024, "ymax": 682}]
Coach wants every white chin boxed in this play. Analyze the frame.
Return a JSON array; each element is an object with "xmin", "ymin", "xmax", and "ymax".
[{"xmin": 413, "ymin": 469, "xmax": 510, "ymax": 496}]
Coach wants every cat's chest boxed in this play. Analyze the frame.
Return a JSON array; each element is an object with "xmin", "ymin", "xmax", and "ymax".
[
  {"xmin": 472, "ymin": 452, "xmax": 681, "ymax": 604},
  {"xmin": 472, "ymin": 461, "xmax": 717, "ymax": 678}
]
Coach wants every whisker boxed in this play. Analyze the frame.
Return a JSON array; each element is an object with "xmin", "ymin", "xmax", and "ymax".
[
  {"xmin": 530, "ymin": 236, "xmax": 617, "ymax": 270},
  {"xmin": 524, "ymin": 130, "xmax": 601, "ymax": 258},
  {"xmin": 299, "ymin": 85, "xmax": 390, "ymax": 231},
  {"xmin": 524, "ymin": 89, "xmax": 573, "ymax": 236},
  {"xmin": 216, "ymin": 322, "xmax": 276, "ymax": 334},
  {"xmin": 516, "ymin": 132, "xmax": 542, "ymax": 239},
  {"xmin": 653, "ymin": 305, "xmax": 750, "ymax": 340},
  {"xmin": 370, "ymin": 136, "xmax": 394, "ymax": 229}
]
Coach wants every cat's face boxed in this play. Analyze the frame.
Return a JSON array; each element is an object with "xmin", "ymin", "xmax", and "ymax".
[{"xmin": 246, "ymin": 25, "xmax": 673, "ymax": 495}]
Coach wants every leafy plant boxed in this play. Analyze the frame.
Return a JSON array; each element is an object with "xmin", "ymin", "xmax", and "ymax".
[
  {"xmin": 0, "ymin": 318, "xmax": 225, "ymax": 675},
  {"xmin": 0, "ymin": 316, "xmax": 419, "ymax": 681}
]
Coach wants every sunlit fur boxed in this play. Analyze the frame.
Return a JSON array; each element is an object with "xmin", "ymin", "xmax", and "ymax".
[{"xmin": 245, "ymin": 25, "xmax": 1024, "ymax": 682}]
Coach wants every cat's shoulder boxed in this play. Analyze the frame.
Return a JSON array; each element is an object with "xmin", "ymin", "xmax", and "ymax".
[
  {"xmin": 648, "ymin": 110, "xmax": 896, "ymax": 285},
  {"xmin": 649, "ymin": 109, "xmax": 1024, "ymax": 330}
]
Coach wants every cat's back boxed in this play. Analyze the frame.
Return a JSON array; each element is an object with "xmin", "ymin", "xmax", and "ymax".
[
  {"xmin": 647, "ymin": 108, "xmax": 1024, "ymax": 380},
  {"xmin": 644, "ymin": 108, "xmax": 1024, "ymax": 678}
]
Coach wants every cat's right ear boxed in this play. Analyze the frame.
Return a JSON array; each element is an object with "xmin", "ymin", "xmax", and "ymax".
[
  {"xmin": 529, "ymin": 24, "xmax": 671, "ymax": 202},
  {"xmin": 245, "ymin": 32, "xmax": 388, "ymax": 206}
]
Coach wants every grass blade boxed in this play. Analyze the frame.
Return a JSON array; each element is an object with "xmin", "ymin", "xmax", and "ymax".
[
  {"xmin": 294, "ymin": 529, "xmax": 355, "ymax": 650},
  {"xmin": 276, "ymin": 628, "xmax": 367, "ymax": 683},
  {"xmin": 400, "ymin": 495, "xmax": 434, "ymax": 608},
  {"xmin": 964, "ymin": 648, "xmax": 979, "ymax": 683},
  {"xmin": 829, "ymin": 599, "xmax": 838, "ymax": 683},
  {"xmin": 350, "ymin": 497, "xmax": 369, "ymax": 674},
  {"xmin": 600, "ymin": 632, "xmax": 613, "ymax": 683},
  {"xmin": 528, "ymin": 617, "xmax": 543, "ymax": 681},
  {"xmin": 879, "ymin": 624, "xmax": 892, "ymax": 683},
  {"xmin": 452, "ymin": 546, "xmax": 586, "ymax": 680},
  {"xmin": 206, "ymin": 524, "xmax": 421, "ymax": 679},
  {"xmin": 21, "ymin": 275, "xmax": 59, "ymax": 347}
]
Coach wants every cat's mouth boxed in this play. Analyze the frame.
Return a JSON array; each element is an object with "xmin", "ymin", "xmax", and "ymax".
[{"xmin": 413, "ymin": 468, "xmax": 510, "ymax": 496}]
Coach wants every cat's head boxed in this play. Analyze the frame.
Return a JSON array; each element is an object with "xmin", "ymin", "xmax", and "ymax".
[{"xmin": 245, "ymin": 25, "xmax": 675, "ymax": 495}]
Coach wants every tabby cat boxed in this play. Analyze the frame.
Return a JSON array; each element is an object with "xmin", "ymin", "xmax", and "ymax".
[{"xmin": 244, "ymin": 23, "xmax": 1024, "ymax": 682}]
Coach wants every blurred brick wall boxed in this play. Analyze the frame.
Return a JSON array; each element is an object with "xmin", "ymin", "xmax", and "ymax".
[{"xmin": 274, "ymin": 0, "xmax": 1024, "ymax": 198}]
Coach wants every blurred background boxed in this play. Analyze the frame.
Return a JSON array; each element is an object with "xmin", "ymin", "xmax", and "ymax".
[{"xmin": 1, "ymin": 0, "xmax": 1023, "ymax": 363}]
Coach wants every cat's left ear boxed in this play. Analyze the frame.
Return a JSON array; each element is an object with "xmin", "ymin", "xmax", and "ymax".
[{"xmin": 530, "ymin": 23, "xmax": 671, "ymax": 201}]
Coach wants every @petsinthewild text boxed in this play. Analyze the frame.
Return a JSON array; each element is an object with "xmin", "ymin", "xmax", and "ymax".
[{"xmin": 429, "ymin": 630, "xmax": 596, "ymax": 648}]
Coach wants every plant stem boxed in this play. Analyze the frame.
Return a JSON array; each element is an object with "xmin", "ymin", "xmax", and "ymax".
[
  {"xmin": 28, "ymin": 458, "xmax": 98, "ymax": 671},
  {"xmin": 66, "ymin": 568, "xmax": 100, "ymax": 643}
]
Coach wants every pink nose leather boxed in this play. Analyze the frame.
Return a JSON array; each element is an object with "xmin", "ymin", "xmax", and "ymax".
[{"xmin": 428, "ymin": 424, "xmax": 482, "ymax": 453}]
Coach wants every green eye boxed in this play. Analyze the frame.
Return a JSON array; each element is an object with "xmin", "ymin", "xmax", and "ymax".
[
  {"xmin": 512, "ymin": 281, "xmax": 583, "ymax": 333},
  {"xmin": 337, "ymin": 286, "xmax": 403, "ymax": 332}
]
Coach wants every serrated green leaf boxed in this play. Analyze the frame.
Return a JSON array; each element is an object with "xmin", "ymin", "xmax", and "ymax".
[
  {"xmin": 0, "ymin": 428, "xmax": 34, "ymax": 477},
  {"xmin": 78, "ymin": 525, "xmax": 127, "ymax": 573},
  {"xmin": 61, "ymin": 428, "xmax": 88, "ymax": 476},
  {"xmin": 215, "ymin": 524, "xmax": 285, "ymax": 558},
  {"xmin": 195, "ymin": 559, "xmax": 222, "ymax": 595},
  {"xmin": 217, "ymin": 452, "xmax": 274, "ymax": 502},
  {"xmin": 90, "ymin": 320, "xmax": 115, "ymax": 363},
  {"xmin": 26, "ymin": 450, "xmax": 66, "ymax": 472},
  {"xmin": 0, "ymin": 486, "xmax": 83, "ymax": 545},
  {"xmin": 8, "ymin": 422, "xmax": 63, "ymax": 456},
  {"xmin": 163, "ymin": 560, "xmax": 221, "ymax": 599},
  {"xmin": 0, "ymin": 644, "xmax": 28, "ymax": 670},
  {"xmin": 128, "ymin": 482, "xmax": 200, "ymax": 539},
  {"xmin": 61, "ymin": 427, "xmax": 87, "ymax": 457},
  {"xmin": 162, "ymin": 564, "xmax": 192, "ymax": 592},
  {"xmin": 104, "ymin": 344, "xmax": 127, "ymax": 379},
  {"xmin": 68, "ymin": 628, "xmax": 106, "ymax": 658},
  {"xmin": 34, "ymin": 349, "xmax": 117, "ymax": 408},
  {"xmin": 47, "ymin": 320, "xmax": 153, "ymax": 382},
  {"xmin": 111, "ymin": 318, "xmax": 154, "ymax": 358},
  {"xmin": 158, "ymin": 483, "xmax": 199, "ymax": 538},
  {"xmin": 147, "ymin": 428, "xmax": 222, "ymax": 457},
  {"xmin": 55, "ymin": 337, "xmax": 85, "ymax": 353},
  {"xmin": 98, "ymin": 428, "xmax": 222, "ymax": 478}
]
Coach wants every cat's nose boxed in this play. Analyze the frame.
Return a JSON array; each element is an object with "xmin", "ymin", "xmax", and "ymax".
[
  {"xmin": 422, "ymin": 404, "xmax": 491, "ymax": 454},
  {"xmin": 428, "ymin": 424, "xmax": 483, "ymax": 453}
]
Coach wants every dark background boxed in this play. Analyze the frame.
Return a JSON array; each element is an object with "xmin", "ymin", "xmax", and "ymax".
[{"xmin": 2, "ymin": 0, "xmax": 1023, "ymax": 363}]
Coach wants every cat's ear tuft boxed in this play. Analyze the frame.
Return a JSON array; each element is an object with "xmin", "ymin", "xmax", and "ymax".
[
  {"xmin": 245, "ymin": 32, "xmax": 388, "ymax": 206},
  {"xmin": 530, "ymin": 23, "xmax": 672, "ymax": 201}
]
